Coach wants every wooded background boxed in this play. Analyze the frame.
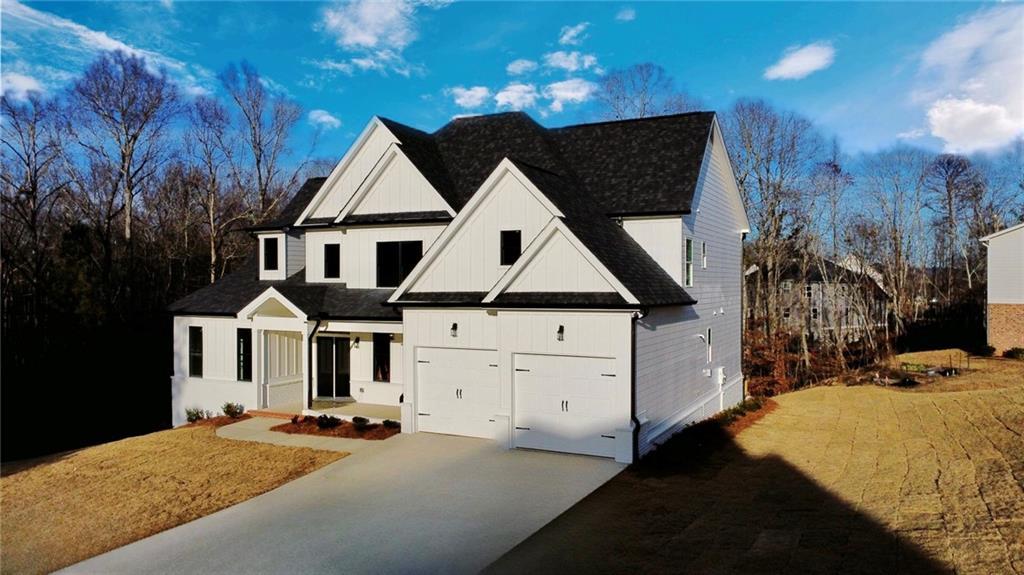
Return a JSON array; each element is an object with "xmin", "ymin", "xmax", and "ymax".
[{"xmin": 3, "ymin": 54, "xmax": 1022, "ymax": 459}]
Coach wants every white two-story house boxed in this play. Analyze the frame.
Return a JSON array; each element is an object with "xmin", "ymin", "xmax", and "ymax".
[{"xmin": 169, "ymin": 111, "xmax": 750, "ymax": 463}]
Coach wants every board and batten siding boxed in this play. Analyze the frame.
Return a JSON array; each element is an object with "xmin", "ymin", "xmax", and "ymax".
[
  {"xmin": 351, "ymin": 151, "xmax": 450, "ymax": 215},
  {"xmin": 506, "ymin": 229, "xmax": 616, "ymax": 293},
  {"xmin": 171, "ymin": 315, "xmax": 257, "ymax": 426},
  {"xmin": 622, "ymin": 217, "xmax": 683, "ymax": 286},
  {"xmin": 409, "ymin": 170, "xmax": 554, "ymax": 293},
  {"xmin": 304, "ymin": 225, "xmax": 446, "ymax": 286},
  {"xmin": 633, "ymin": 123, "xmax": 746, "ymax": 457},
  {"xmin": 986, "ymin": 226, "xmax": 1024, "ymax": 304},
  {"xmin": 314, "ymin": 329, "xmax": 405, "ymax": 405},
  {"xmin": 309, "ymin": 123, "xmax": 399, "ymax": 220}
]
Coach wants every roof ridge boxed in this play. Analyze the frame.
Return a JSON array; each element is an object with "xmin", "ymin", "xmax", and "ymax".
[{"xmin": 550, "ymin": 110, "xmax": 715, "ymax": 131}]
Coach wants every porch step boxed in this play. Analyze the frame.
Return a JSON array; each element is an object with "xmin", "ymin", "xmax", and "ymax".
[{"xmin": 247, "ymin": 409, "xmax": 299, "ymax": 420}]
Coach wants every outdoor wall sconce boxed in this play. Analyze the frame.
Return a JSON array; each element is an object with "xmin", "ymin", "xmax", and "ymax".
[
  {"xmin": 353, "ymin": 336, "xmax": 360, "ymax": 348},
  {"xmin": 556, "ymin": 325, "xmax": 565, "ymax": 341},
  {"xmin": 450, "ymin": 323, "xmax": 458, "ymax": 337}
]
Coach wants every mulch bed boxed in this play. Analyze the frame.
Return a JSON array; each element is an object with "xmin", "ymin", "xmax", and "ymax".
[
  {"xmin": 723, "ymin": 398, "xmax": 778, "ymax": 437},
  {"xmin": 271, "ymin": 417, "xmax": 400, "ymax": 440},
  {"xmin": 184, "ymin": 414, "xmax": 252, "ymax": 428}
]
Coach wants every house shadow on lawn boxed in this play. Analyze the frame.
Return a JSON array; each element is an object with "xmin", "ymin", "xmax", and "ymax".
[{"xmin": 485, "ymin": 418, "xmax": 950, "ymax": 575}]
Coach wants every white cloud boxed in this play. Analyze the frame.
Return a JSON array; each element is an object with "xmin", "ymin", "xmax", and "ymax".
[
  {"xmin": 1, "ymin": 0, "xmax": 212, "ymax": 95},
  {"xmin": 448, "ymin": 86, "xmax": 491, "ymax": 109},
  {"xmin": 506, "ymin": 58, "xmax": 538, "ymax": 76},
  {"xmin": 308, "ymin": 109, "xmax": 342, "ymax": 130},
  {"xmin": 558, "ymin": 22, "xmax": 589, "ymax": 46},
  {"xmin": 494, "ymin": 83, "xmax": 539, "ymax": 110},
  {"xmin": 543, "ymin": 51, "xmax": 599, "ymax": 73},
  {"xmin": 915, "ymin": 6, "xmax": 1024, "ymax": 152},
  {"xmin": 0, "ymin": 72, "xmax": 44, "ymax": 100},
  {"xmin": 896, "ymin": 128, "xmax": 926, "ymax": 140},
  {"xmin": 927, "ymin": 98, "xmax": 1020, "ymax": 153},
  {"xmin": 318, "ymin": 0, "xmax": 447, "ymax": 76},
  {"xmin": 763, "ymin": 41, "xmax": 835, "ymax": 80},
  {"xmin": 159, "ymin": 0, "xmax": 174, "ymax": 10},
  {"xmin": 615, "ymin": 8, "xmax": 636, "ymax": 22},
  {"xmin": 307, "ymin": 58, "xmax": 355, "ymax": 75},
  {"xmin": 543, "ymin": 78, "xmax": 598, "ymax": 112}
]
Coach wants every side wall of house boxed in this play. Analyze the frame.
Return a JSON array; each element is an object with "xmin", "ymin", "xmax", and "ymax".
[
  {"xmin": 171, "ymin": 315, "xmax": 257, "ymax": 426},
  {"xmin": 634, "ymin": 124, "xmax": 745, "ymax": 457},
  {"xmin": 987, "ymin": 229, "xmax": 1024, "ymax": 305},
  {"xmin": 622, "ymin": 216, "xmax": 683, "ymax": 286},
  {"xmin": 286, "ymin": 232, "xmax": 305, "ymax": 277}
]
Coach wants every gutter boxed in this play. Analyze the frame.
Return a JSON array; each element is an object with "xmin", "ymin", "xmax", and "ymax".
[{"xmin": 306, "ymin": 316, "xmax": 323, "ymax": 410}]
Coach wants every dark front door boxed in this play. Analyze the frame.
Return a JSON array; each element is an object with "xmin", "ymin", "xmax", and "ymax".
[{"xmin": 316, "ymin": 336, "xmax": 351, "ymax": 399}]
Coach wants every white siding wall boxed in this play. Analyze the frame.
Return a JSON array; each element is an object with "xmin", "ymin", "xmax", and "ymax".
[
  {"xmin": 633, "ymin": 124, "xmax": 746, "ymax": 457},
  {"xmin": 351, "ymin": 151, "xmax": 450, "ymax": 215},
  {"xmin": 285, "ymin": 232, "xmax": 304, "ymax": 277},
  {"xmin": 310, "ymin": 124, "xmax": 398, "ymax": 219},
  {"xmin": 410, "ymin": 171, "xmax": 554, "ymax": 292},
  {"xmin": 506, "ymin": 230, "xmax": 616, "ymax": 293},
  {"xmin": 171, "ymin": 316, "xmax": 258, "ymax": 425},
  {"xmin": 304, "ymin": 225, "xmax": 446, "ymax": 286},
  {"xmin": 987, "ymin": 227, "xmax": 1024, "ymax": 304},
  {"xmin": 313, "ymin": 321, "xmax": 406, "ymax": 405},
  {"xmin": 622, "ymin": 217, "xmax": 683, "ymax": 286}
]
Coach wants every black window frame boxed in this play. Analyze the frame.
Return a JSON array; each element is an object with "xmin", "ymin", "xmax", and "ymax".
[
  {"xmin": 376, "ymin": 240, "xmax": 423, "ymax": 288},
  {"xmin": 188, "ymin": 326, "xmax": 203, "ymax": 378},
  {"xmin": 373, "ymin": 333, "xmax": 391, "ymax": 382},
  {"xmin": 324, "ymin": 243, "xmax": 341, "ymax": 279},
  {"xmin": 263, "ymin": 236, "xmax": 279, "ymax": 271},
  {"xmin": 500, "ymin": 230, "xmax": 522, "ymax": 266},
  {"xmin": 236, "ymin": 328, "xmax": 252, "ymax": 382}
]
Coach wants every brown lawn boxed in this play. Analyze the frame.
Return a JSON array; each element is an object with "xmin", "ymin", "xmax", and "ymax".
[
  {"xmin": 888, "ymin": 348, "xmax": 1024, "ymax": 392},
  {"xmin": 0, "ymin": 419, "xmax": 346, "ymax": 575},
  {"xmin": 488, "ymin": 370, "xmax": 1024, "ymax": 574}
]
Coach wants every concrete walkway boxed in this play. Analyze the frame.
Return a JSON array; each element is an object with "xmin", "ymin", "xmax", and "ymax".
[{"xmin": 63, "ymin": 421, "xmax": 623, "ymax": 575}]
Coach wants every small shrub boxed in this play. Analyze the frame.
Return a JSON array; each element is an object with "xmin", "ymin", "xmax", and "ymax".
[
  {"xmin": 382, "ymin": 419, "xmax": 401, "ymax": 429},
  {"xmin": 317, "ymin": 414, "xmax": 342, "ymax": 429},
  {"xmin": 303, "ymin": 415, "xmax": 317, "ymax": 424},
  {"xmin": 222, "ymin": 402, "xmax": 245, "ymax": 418},
  {"xmin": 185, "ymin": 408, "xmax": 208, "ymax": 423},
  {"xmin": 977, "ymin": 345, "xmax": 996, "ymax": 357},
  {"xmin": 290, "ymin": 415, "xmax": 300, "ymax": 425},
  {"xmin": 352, "ymin": 416, "xmax": 371, "ymax": 431},
  {"xmin": 1004, "ymin": 347, "xmax": 1024, "ymax": 360}
]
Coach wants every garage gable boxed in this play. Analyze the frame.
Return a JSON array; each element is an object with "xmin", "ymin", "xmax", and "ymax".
[
  {"xmin": 336, "ymin": 145, "xmax": 454, "ymax": 221},
  {"xmin": 484, "ymin": 219, "xmax": 637, "ymax": 304},
  {"xmin": 390, "ymin": 159, "xmax": 563, "ymax": 300},
  {"xmin": 297, "ymin": 118, "xmax": 400, "ymax": 223}
]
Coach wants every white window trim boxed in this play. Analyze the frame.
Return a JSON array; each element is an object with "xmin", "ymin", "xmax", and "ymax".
[
  {"xmin": 259, "ymin": 232, "xmax": 286, "ymax": 281},
  {"xmin": 701, "ymin": 241, "xmax": 707, "ymax": 269},
  {"xmin": 684, "ymin": 238, "xmax": 694, "ymax": 287},
  {"xmin": 706, "ymin": 327, "xmax": 713, "ymax": 364}
]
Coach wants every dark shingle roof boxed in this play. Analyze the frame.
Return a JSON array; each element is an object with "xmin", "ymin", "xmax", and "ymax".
[
  {"xmin": 490, "ymin": 292, "xmax": 629, "ymax": 307},
  {"xmin": 400, "ymin": 292, "xmax": 487, "ymax": 305},
  {"xmin": 254, "ymin": 177, "xmax": 327, "ymax": 230},
  {"xmin": 169, "ymin": 260, "xmax": 399, "ymax": 320},
  {"xmin": 341, "ymin": 211, "xmax": 452, "ymax": 226}
]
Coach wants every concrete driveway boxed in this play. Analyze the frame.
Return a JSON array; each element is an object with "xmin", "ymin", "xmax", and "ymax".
[{"xmin": 62, "ymin": 429, "xmax": 622, "ymax": 575}]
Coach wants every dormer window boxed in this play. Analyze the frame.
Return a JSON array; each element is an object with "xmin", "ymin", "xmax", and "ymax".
[
  {"xmin": 500, "ymin": 230, "xmax": 522, "ymax": 266},
  {"xmin": 324, "ymin": 243, "xmax": 341, "ymax": 279},
  {"xmin": 263, "ymin": 237, "xmax": 279, "ymax": 271}
]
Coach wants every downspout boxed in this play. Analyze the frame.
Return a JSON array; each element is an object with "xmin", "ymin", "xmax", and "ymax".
[
  {"xmin": 630, "ymin": 307, "xmax": 649, "ymax": 464},
  {"xmin": 307, "ymin": 316, "xmax": 323, "ymax": 410}
]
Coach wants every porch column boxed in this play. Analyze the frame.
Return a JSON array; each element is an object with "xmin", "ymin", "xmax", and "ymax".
[{"xmin": 304, "ymin": 320, "xmax": 316, "ymax": 411}]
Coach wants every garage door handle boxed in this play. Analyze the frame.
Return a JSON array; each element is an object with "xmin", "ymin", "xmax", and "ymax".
[
  {"xmin": 515, "ymin": 368, "xmax": 530, "ymax": 372},
  {"xmin": 488, "ymin": 363, "xmax": 498, "ymax": 367},
  {"xmin": 418, "ymin": 412, "xmax": 431, "ymax": 416},
  {"xmin": 601, "ymin": 373, "xmax": 616, "ymax": 377},
  {"xmin": 601, "ymin": 435, "xmax": 615, "ymax": 439},
  {"xmin": 515, "ymin": 426, "xmax": 531, "ymax": 430},
  {"xmin": 417, "ymin": 360, "xmax": 430, "ymax": 364}
]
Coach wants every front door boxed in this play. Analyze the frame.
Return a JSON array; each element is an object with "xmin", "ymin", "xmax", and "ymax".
[{"xmin": 316, "ymin": 336, "xmax": 351, "ymax": 399}]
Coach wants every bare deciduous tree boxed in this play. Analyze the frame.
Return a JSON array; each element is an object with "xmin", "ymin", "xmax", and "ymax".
[{"xmin": 596, "ymin": 63, "xmax": 702, "ymax": 120}]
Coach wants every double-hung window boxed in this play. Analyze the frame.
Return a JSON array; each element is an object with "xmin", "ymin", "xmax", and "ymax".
[
  {"xmin": 376, "ymin": 241, "xmax": 423, "ymax": 287},
  {"xmin": 706, "ymin": 327, "xmax": 713, "ymax": 363},
  {"xmin": 685, "ymin": 238, "xmax": 694, "ymax": 287},
  {"xmin": 701, "ymin": 241, "xmax": 707, "ymax": 269},
  {"xmin": 188, "ymin": 326, "xmax": 203, "ymax": 378},
  {"xmin": 324, "ymin": 243, "xmax": 341, "ymax": 279}
]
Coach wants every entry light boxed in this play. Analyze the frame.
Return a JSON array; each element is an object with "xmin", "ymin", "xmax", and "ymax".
[
  {"xmin": 353, "ymin": 336, "xmax": 360, "ymax": 348},
  {"xmin": 557, "ymin": 325, "xmax": 565, "ymax": 341},
  {"xmin": 450, "ymin": 323, "xmax": 458, "ymax": 338}
]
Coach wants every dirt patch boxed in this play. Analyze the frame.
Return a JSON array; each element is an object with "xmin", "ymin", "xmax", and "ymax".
[
  {"xmin": 837, "ymin": 348, "xmax": 1024, "ymax": 393},
  {"xmin": 271, "ymin": 417, "xmax": 400, "ymax": 440},
  {"xmin": 488, "ymin": 382, "xmax": 1024, "ymax": 574},
  {"xmin": 0, "ymin": 423, "xmax": 345, "ymax": 575}
]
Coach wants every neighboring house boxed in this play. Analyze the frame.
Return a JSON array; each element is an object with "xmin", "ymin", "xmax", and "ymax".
[
  {"xmin": 744, "ymin": 258, "xmax": 887, "ymax": 342},
  {"xmin": 169, "ymin": 111, "xmax": 750, "ymax": 463},
  {"xmin": 980, "ymin": 222, "xmax": 1024, "ymax": 354}
]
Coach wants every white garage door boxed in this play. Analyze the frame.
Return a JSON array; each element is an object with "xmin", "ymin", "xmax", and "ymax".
[
  {"xmin": 416, "ymin": 347, "xmax": 499, "ymax": 438},
  {"xmin": 513, "ymin": 354, "xmax": 621, "ymax": 458}
]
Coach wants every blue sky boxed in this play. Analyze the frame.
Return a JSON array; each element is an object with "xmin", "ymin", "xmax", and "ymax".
[{"xmin": 3, "ymin": 1, "xmax": 1022, "ymax": 161}]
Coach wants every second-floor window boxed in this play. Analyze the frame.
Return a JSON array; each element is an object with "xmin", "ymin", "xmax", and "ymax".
[
  {"xmin": 376, "ymin": 241, "xmax": 422, "ymax": 287},
  {"xmin": 324, "ymin": 243, "xmax": 341, "ymax": 279},
  {"xmin": 263, "ymin": 237, "xmax": 279, "ymax": 271},
  {"xmin": 701, "ymin": 241, "xmax": 707, "ymax": 269},
  {"xmin": 500, "ymin": 230, "xmax": 522, "ymax": 266},
  {"xmin": 684, "ymin": 238, "xmax": 694, "ymax": 287}
]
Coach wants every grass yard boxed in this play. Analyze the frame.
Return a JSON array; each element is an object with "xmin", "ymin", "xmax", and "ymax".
[
  {"xmin": 887, "ymin": 348, "xmax": 1024, "ymax": 392},
  {"xmin": 488, "ymin": 361, "xmax": 1024, "ymax": 574},
  {"xmin": 0, "ymin": 419, "xmax": 346, "ymax": 575}
]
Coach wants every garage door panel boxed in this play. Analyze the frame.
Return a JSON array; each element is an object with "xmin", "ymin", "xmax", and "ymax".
[
  {"xmin": 417, "ymin": 348, "xmax": 498, "ymax": 439},
  {"xmin": 513, "ymin": 353, "xmax": 622, "ymax": 459}
]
